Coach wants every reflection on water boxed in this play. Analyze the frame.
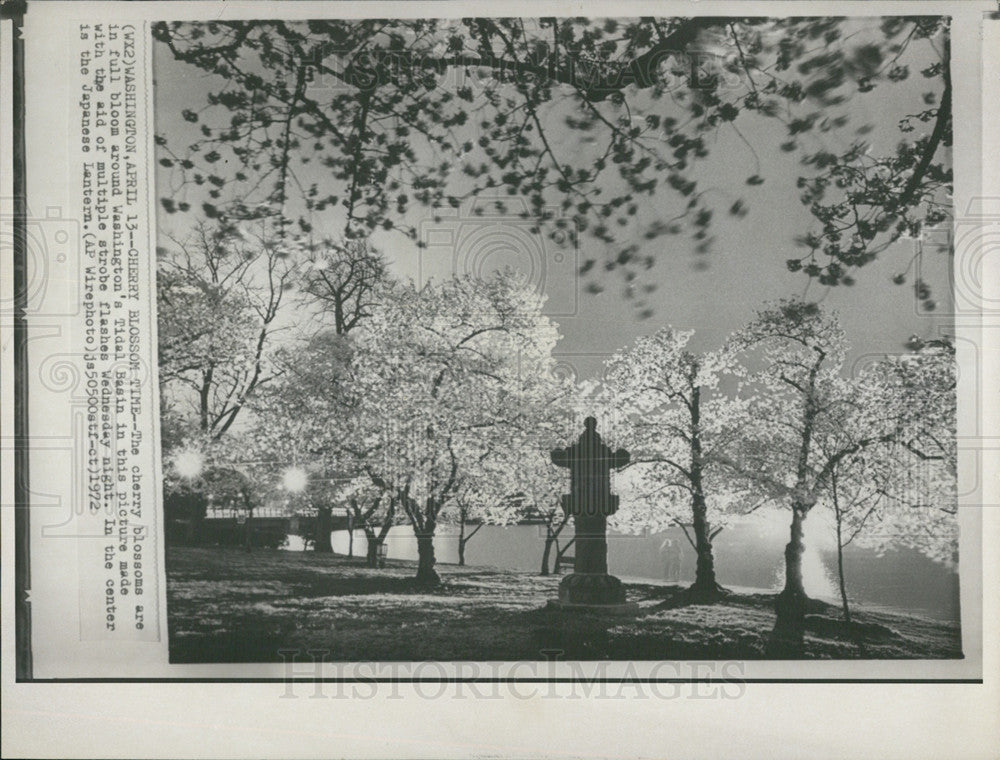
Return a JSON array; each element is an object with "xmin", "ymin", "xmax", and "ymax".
[{"xmin": 282, "ymin": 512, "xmax": 959, "ymax": 622}]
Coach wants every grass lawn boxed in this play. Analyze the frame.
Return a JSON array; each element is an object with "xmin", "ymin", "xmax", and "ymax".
[{"xmin": 166, "ymin": 546, "xmax": 962, "ymax": 662}]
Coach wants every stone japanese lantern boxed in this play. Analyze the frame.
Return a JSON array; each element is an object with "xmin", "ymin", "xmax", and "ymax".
[{"xmin": 549, "ymin": 417, "xmax": 637, "ymax": 612}]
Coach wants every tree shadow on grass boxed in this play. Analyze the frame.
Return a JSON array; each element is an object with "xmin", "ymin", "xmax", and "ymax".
[
  {"xmin": 170, "ymin": 621, "xmax": 298, "ymax": 663},
  {"xmin": 290, "ymin": 573, "xmax": 456, "ymax": 598},
  {"xmin": 289, "ymin": 565, "xmax": 560, "ymax": 603},
  {"xmin": 165, "ymin": 550, "xmax": 960, "ymax": 662},
  {"xmin": 516, "ymin": 587, "xmax": 934, "ymax": 660}
]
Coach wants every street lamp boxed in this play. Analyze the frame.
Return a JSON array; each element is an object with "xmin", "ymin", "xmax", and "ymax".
[
  {"xmin": 281, "ymin": 466, "xmax": 309, "ymax": 494},
  {"xmin": 173, "ymin": 448, "xmax": 205, "ymax": 480}
]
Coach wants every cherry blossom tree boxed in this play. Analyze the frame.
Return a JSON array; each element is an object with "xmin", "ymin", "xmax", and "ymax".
[
  {"xmin": 816, "ymin": 339, "xmax": 958, "ymax": 623},
  {"xmin": 237, "ymin": 236, "xmax": 389, "ymax": 551},
  {"xmin": 335, "ymin": 476, "xmax": 400, "ymax": 566},
  {"xmin": 448, "ymin": 471, "xmax": 522, "ymax": 567},
  {"xmin": 448, "ymin": 433, "xmax": 570, "ymax": 567},
  {"xmin": 157, "ymin": 220, "xmax": 302, "ymax": 440},
  {"xmin": 519, "ymin": 448, "xmax": 572, "ymax": 575},
  {"xmin": 258, "ymin": 269, "xmax": 563, "ymax": 583},
  {"xmin": 355, "ymin": 273, "xmax": 562, "ymax": 584},
  {"xmin": 822, "ymin": 450, "xmax": 890, "ymax": 626},
  {"xmin": 727, "ymin": 300, "xmax": 957, "ymax": 653},
  {"xmin": 247, "ymin": 328, "xmax": 355, "ymax": 552},
  {"xmin": 816, "ymin": 444, "xmax": 951, "ymax": 628},
  {"xmin": 604, "ymin": 328, "xmax": 762, "ymax": 600},
  {"xmin": 725, "ymin": 300, "xmax": 856, "ymax": 652},
  {"xmin": 163, "ymin": 424, "xmax": 290, "ymax": 551},
  {"xmin": 501, "ymin": 373, "xmax": 589, "ymax": 576}
]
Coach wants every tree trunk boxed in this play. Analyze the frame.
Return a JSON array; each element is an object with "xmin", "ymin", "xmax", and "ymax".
[
  {"xmin": 830, "ymin": 472, "xmax": 862, "ymax": 654},
  {"xmin": 458, "ymin": 516, "xmax": 481, "ymax": 568},
  {"xmin": 554, "ymin": 536, "xmax": 576, "ymax": 574},
  {"xmin": 768, "ymin": 505, "xmax": 808, "ymax": 656},
  {"xmin": 688, "ymin": 494, "xmax": 724, "ymax": 600},
  {"xmin": 541, "ymin": 513, "xmax": 570, "ymax": 576},
  {"xmin": 363, "ymin": 499, "xmax": 396, "ymax": 568},
  {"xmin": 314, "ymin": 506, "xmax": 333, "ymax": 553},
  {"xmin": 767, "ymin": 368, "xmax": 822, "ymax": 656},
  {"xmin": 415, "ymin": 530, "xmax": 440, "ymax": 586},
  {"xmin": 836, "ymin": 536, "xmax": 851, "ymax": 626},
  {"xmin": 458, "ymin": 509, "xmax": 467, "ymax": 567},
  {"xmin": 832, "ymin": 483, "xmax": 851, "ymax": 626},
  {"xmin": 686, "ymin": 387, "xmax": 724, "ymax": 601},
  {"xmin": 540, "ymin": 529, "xmax": 555, "ymax": 575},
  {"xmin": 192, "ymin": 493, "xmax": 208, "ymax": 545},
  {"xmin": 347, "ymin": 510, "xmax": 354, "ymax": 558},
  {"xmin": 244, "ymin": 507, "xmax": 253, "ymax": 552},
  {"xmin": 199, "ymin": 367, "xmax": 213, "ymax": 432},
  {"xmin": 363, "ymin": 527, "xmax": 380, "ymax": 568}
]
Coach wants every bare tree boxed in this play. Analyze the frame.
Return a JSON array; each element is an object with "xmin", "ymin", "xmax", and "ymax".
[
  {"xmin": 157, "ymin": 220, "xmax": 298, "ymax": 440},
  {"xmin": 298, "ymin": 239, "xmax": 388, "ymax": 337}
]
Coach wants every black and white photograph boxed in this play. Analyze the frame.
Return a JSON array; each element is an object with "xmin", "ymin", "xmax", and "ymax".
[
  {"xmin": 153, "ymin": 15, "xmax": 962, "ymax": 662},
  {"xmin": 4, "ymin": 2, "xmax": 1000, "ymax": 758}
]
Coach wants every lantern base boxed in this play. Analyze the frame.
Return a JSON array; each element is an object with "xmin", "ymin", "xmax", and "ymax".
[
  {"xmin": 546, "ymin": 599, "xmax": 640, "ymax": 615},
  {"xmin": 553, "ymin": 572, "xmax": 634, "ymax": 609}
]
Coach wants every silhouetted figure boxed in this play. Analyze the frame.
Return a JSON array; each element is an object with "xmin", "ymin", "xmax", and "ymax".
[{"xmin": 660, "ymin": 537, "xmax": 682, "ymax": 583}]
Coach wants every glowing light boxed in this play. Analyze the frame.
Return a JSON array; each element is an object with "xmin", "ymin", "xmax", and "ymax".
[
  {"xmin": 757, "ymin": 510, "xmax": 838, "ymax": 600},
  {"xmin": 282, "ymin": 467, "xmax": 308, "ymax": 493},
  {"xmin": 800, "ymin": 539, "xmax": 837, "ymax": 601},
  {"xmin": 173, "ymin": 449, "xmax": 204, "ymax": 480}
]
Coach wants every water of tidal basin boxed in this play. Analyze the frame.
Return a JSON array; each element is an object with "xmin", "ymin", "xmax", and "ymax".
[{"xmin": 288, "ymin": 516, "xmax": 959, "ymax": 623}]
